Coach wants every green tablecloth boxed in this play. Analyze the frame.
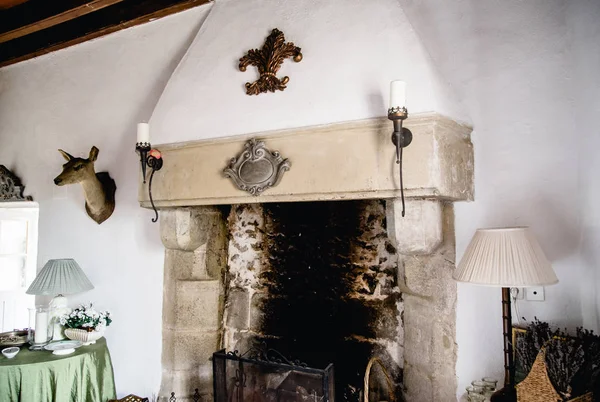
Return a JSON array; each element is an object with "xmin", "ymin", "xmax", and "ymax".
[{"xmin": 0, "ymin": 337, "xmax": 116, "ymax": 402}]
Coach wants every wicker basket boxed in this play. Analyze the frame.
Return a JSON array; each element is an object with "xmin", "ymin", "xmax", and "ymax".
[
  {"xmin": 64, "ymin": 328, "xmax": 104, "ymax": 345},
  {"xmin": 516, "ymin": 349, "xmax": 593, "ymax": 402},
  {"xmin": 363, "ymin": 357, "xmax": 395, "ymax": 402}
]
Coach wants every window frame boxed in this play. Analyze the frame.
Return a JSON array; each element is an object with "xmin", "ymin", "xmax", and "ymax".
[{"xmin": 0, "ymin": 201, "xmax": 39, "ymax": 332}]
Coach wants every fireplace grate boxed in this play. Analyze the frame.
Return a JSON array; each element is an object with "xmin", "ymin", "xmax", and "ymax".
[{"xmin": 213, "ymin": 345, "xmax": 335, "ymax": 402}]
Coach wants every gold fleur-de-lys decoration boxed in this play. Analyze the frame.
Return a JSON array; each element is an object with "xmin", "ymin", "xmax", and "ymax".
[{"xmin": 239, "ymin": 28, "xmax": 303, "ymax": 95}]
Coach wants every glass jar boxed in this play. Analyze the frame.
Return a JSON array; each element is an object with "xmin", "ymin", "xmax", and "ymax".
[
  {"xmin": 481, "ymin": 377, "xmax": 498, "ymax": 392},
  {"xmin": 471, "ymin": 380, "xmax": 488, "ymax": 389},
  {"xmin": 468, "ymin": 394, "xmax": 486, "ymax": 402},
  {"xmin": 27, "ymin": 306, "xmax": 53, "ymax": 347},
  {"xmin": 466, "ymin": 385, "xmax": 484, "ymax": 394},
  {"xmin": 466, "ymin": 383, "xmax": 485, "ymax": 402}
]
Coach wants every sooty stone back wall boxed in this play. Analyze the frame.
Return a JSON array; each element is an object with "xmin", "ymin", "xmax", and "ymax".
[{"xmin": 224, "ymin": 200, "xmax": 403, "ymax": 402}]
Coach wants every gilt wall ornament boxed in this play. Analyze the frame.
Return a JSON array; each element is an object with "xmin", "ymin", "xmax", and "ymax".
[
  {"xmin": 0, "ymin": 165, "xmax": 32, "ymax": 201},
  {"xmin": 224, "ymin": 139, "xmax": 291, "ymax": 195},
  {"xmin": 239, "ymin": 28, "xmax": 302, "ymax": 95}
]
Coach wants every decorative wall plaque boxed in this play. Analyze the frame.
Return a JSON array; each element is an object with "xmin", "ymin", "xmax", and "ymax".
[
  {"xmin": 0, "ymin": 165, "xmax": 32, "ymax": 201},
  {"xmin": 224, "ymin": 139, "xmax": 291, "ymax": 195},
  {"xmin": 239, "ymin": 28, "xmax": 302, "ymax": 95}
]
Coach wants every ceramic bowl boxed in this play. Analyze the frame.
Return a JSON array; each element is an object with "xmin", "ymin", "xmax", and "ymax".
[{"xmin": 2, "ymin": 346, "xmax": 20, "ymax": 359}]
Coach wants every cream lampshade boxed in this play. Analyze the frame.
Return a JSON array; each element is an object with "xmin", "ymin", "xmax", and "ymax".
[
  {"xmin": 26, "ymin": 259, "xmax": 94, "ymax": 296},
  {"xmin": 453, "ymin": 227, "xmax": 558, "ymax": 287},
  {"xmin": 26, "ymin": 259, "xmax": 94, "ymax": 340},
  {"xmin": 454, "ymin": 227, "xmax": 558, "ymax": 402}
]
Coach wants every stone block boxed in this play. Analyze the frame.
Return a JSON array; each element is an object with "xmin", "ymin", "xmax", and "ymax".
[
  {"xmin": 205, "ymin": 222, "xmax": 228, "ymax": 279},
  {"xmin": 227, "ymin": 205, "xmax": 265, "ymax": 290},
  {"xmin": 162, "ymin": 250, "xmax": 180, "ymax": 327},
  {"xmin": 226, "ymin": 288, "xmax": 250, "ymax": 330},
  {"xmin": 249, "ymin": 291, "xmax": 266, "ymax": 331},
  {"xmin": 162, "ymin": 329, "xmax": 221, "ymax": 371},
  {"xmin": 231, "ymin": 330, "xmax": 257, "ymax": 353},
  {"xmin": 161, "ymin": 207, "xmax": 222, "ymax": 251},
  {"xmin": 403, "ymin": 255, "xmax": 435, "ymax": 297},
  {"xmin": 160, "ymin": 367, "xmax": 213, "ymax": 402},
  {"xmin": 172, "ymin": 280, "xmax": 223, "ymax": 330},
  {"xmin": 165, "ymin": 249, "xmax": 196, "ymax": 281},
  {"xmin": 403, "ymin": 325, "xmax": 432, "ymax": 371},
  {"xmin": 402, "ymin": 365, "xmax": 434, "ymax": 402},
  {"xmin": 386, "ymin": 199, "xmax": 443, "ymax": 255},
  {"xmin": 433, "ymin": 374, "xmax": 458, "ymax": 402},
  {"xmin": 402, "ymin": 295, "xmax": 434, "ymax": 370},
  {"xmin": 434, "ymin": 118, "xmax": 475, "ymax": 202},
  {"xmin": 431, "ymin": 321, "xmax": 457, "ymax": 374}
]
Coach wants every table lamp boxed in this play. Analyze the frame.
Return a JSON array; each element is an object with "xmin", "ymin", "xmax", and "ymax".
[
  {"xmin": 26, "ymin": 259, "xmax": 94, "ymax": 340},
  {"xmin": 453, "ymin": 227, "xmax": 558, "ymax": 401}
]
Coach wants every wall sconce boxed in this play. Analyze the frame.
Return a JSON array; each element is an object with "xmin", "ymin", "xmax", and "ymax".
[
  {"xmin": 136, "ymin": 123, "xmax": 163, "ymax": 223},
  {"xmin": 388, "ymin": 81, "xmax": 412, "ymax": 217}
]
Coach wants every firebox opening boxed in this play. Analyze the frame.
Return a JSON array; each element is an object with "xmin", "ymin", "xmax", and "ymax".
[{"xmin": 224, "ymin": 200, "xmax": 404, "ymax": 402}]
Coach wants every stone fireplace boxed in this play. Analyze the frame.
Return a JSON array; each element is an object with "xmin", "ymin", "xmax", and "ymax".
[{"xmin": 140, "ymin": 114, "xmax": 473, "ymax": 401}]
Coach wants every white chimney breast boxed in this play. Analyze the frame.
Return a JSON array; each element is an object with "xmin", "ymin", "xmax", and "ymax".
[{"xmin": 148, "ymin": 0, "xmax": 467, "ymax": 144}]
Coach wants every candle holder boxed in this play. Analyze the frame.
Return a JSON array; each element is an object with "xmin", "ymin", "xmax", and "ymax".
[
  {"xmin": 387, "ymin": 105, "xmax": 412, "ymax": 217},
  {"xmin": 136, "ymin": 142, "xmax": 163, "ymax": 223},
  {"xmin": 27, "ymin": 306, "xmax": 53, "ymax": 350},
  {"xmin": 136, "ymin": 142, "xmax": 151, "ymax": 184}
]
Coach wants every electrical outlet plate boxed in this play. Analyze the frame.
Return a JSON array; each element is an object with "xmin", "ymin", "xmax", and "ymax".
[{"xmin": 525, "ymin": 287, "xmax": 545, "ymax": 301}]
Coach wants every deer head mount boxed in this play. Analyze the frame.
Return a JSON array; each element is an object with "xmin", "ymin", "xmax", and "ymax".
[{"xmin": 54, "ymin": 146, "xmax": 116, "ymax": 225}]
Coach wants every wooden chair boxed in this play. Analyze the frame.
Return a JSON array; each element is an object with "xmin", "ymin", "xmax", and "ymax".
[{"xmin": 108, "ymin": 395, "xmax": 149, "ymax": 402}]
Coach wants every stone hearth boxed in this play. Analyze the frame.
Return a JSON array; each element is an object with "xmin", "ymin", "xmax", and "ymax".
[{"xmin": 143, "ymin": 114, "xmax": 473, "ymax": 401}]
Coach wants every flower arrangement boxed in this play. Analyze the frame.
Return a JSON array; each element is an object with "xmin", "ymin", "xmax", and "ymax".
[{"xmin": 60, "ymin": 303, "xmax": 112, "ymax": 332}]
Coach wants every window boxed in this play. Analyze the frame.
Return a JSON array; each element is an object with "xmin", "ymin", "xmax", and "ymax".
[{"xmin": 0, "ymin": 202, "xmax": 38, "ymax": 332}]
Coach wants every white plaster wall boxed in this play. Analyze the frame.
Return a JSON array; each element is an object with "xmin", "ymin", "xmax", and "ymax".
[
  {"xmin": 1, "ymin": 0, "xmax": 599, "ymax": 400},
  {"xmin": 149, "ymin": 0, "xmax": 467, "ymax": 142},
  {"xmin": 571, "ymin": 0, "xmax": 600, "ymax": 333},
  {"xmin": 397, "ymin": 0, "xmax": 598, "ymax": 398},
  {"xmin": 0, "ymin": 6, "xmax": 212, "ymax": 398}
]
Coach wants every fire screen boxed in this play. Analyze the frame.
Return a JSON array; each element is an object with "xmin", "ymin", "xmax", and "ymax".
[{"xmin": 213, "ymin": 346, "xmax": 335, "ymax": 402}]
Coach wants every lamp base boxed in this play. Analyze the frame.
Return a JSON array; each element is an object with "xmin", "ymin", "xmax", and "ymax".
[
  {"xmin": 490, "ymin": 387, "xmax": 516, "ymax": 402},
  {"xmin": 49, "ymin": 294, "xmax": 70, "ymax": 341}
]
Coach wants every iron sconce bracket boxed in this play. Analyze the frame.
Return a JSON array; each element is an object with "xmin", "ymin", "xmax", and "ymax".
[
  {"xmin": 388, "ymin": 106, "xmax": 412, "ymax": 217},
  {"xmin": 136, "ymin": 143, "xmax": 163, "ymax": 223}
]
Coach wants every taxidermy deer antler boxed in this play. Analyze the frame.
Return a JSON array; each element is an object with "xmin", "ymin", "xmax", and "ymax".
[
  {"xmin": 54, "ymin": 146, "xmax": 116, "ymax": 224},
  {"xmin": 239, "ymin": 28, "xmax": 303, "ymax": 95}
]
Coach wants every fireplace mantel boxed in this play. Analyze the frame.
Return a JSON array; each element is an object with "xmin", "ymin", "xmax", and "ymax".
[{"xmin": 138, "ymin": 113, "xmax": 473, "ymax": 208}]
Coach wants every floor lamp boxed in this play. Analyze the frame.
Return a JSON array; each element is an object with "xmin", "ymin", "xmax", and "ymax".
[{"xmin": 453, "ymin": 227, "xmax": 558, "ymax": 401}]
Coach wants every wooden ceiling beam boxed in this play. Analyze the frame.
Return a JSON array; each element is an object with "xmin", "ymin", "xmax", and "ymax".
[
  {"xmin": 0, "ymin": 0, "xmax": 29, "ymax": 10},
  {"xmin": 0, "ymin": 0, "xmax": 126, "ymax": 44},
  {"xmin": 0, "ymin": 0, "xmax": 212, "ymax": 68}
]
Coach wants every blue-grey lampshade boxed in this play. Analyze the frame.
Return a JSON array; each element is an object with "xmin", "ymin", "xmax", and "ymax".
[{"xmin": 26, "ymin": 259, "xmax": 94, "ymax": 296}]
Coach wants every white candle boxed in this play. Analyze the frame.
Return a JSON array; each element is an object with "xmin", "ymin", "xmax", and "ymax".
[
  {"xmin": 34, "ymin": 311, "xmax": 48, "ymax": 344},
  {"xmin": 389, "ymin": 80, "xmax": 406, "ymax": 109},
  {"xmin": 137, "ymin": 123, "xmax": 150, "ymax": 144}
]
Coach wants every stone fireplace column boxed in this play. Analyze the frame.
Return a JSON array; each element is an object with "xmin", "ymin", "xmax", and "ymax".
[
  {"xmin": 386, "ymin": 199, "xmax": 458, "ymax": 402},
  {"xmin": 159, "ymin": 207, "xmax": 228, "ymax": 401}
]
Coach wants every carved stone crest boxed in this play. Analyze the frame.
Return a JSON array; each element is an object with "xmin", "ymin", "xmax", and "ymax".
[
  {"xmin": 239, "ymin": 28, "xmax": 302, "ymax": 95},
  {"xmin": 0, "ymin": 165, "xmax": 32, "ymax": 201},
  {"xmin": 224, "ymin": 139, "xmax": 291, "ymax": 195}
]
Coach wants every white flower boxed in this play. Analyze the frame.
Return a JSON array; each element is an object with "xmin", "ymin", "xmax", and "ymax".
[{"xmin": 60, "ymin": 302, "xmax": 112, "ymax": 329}]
